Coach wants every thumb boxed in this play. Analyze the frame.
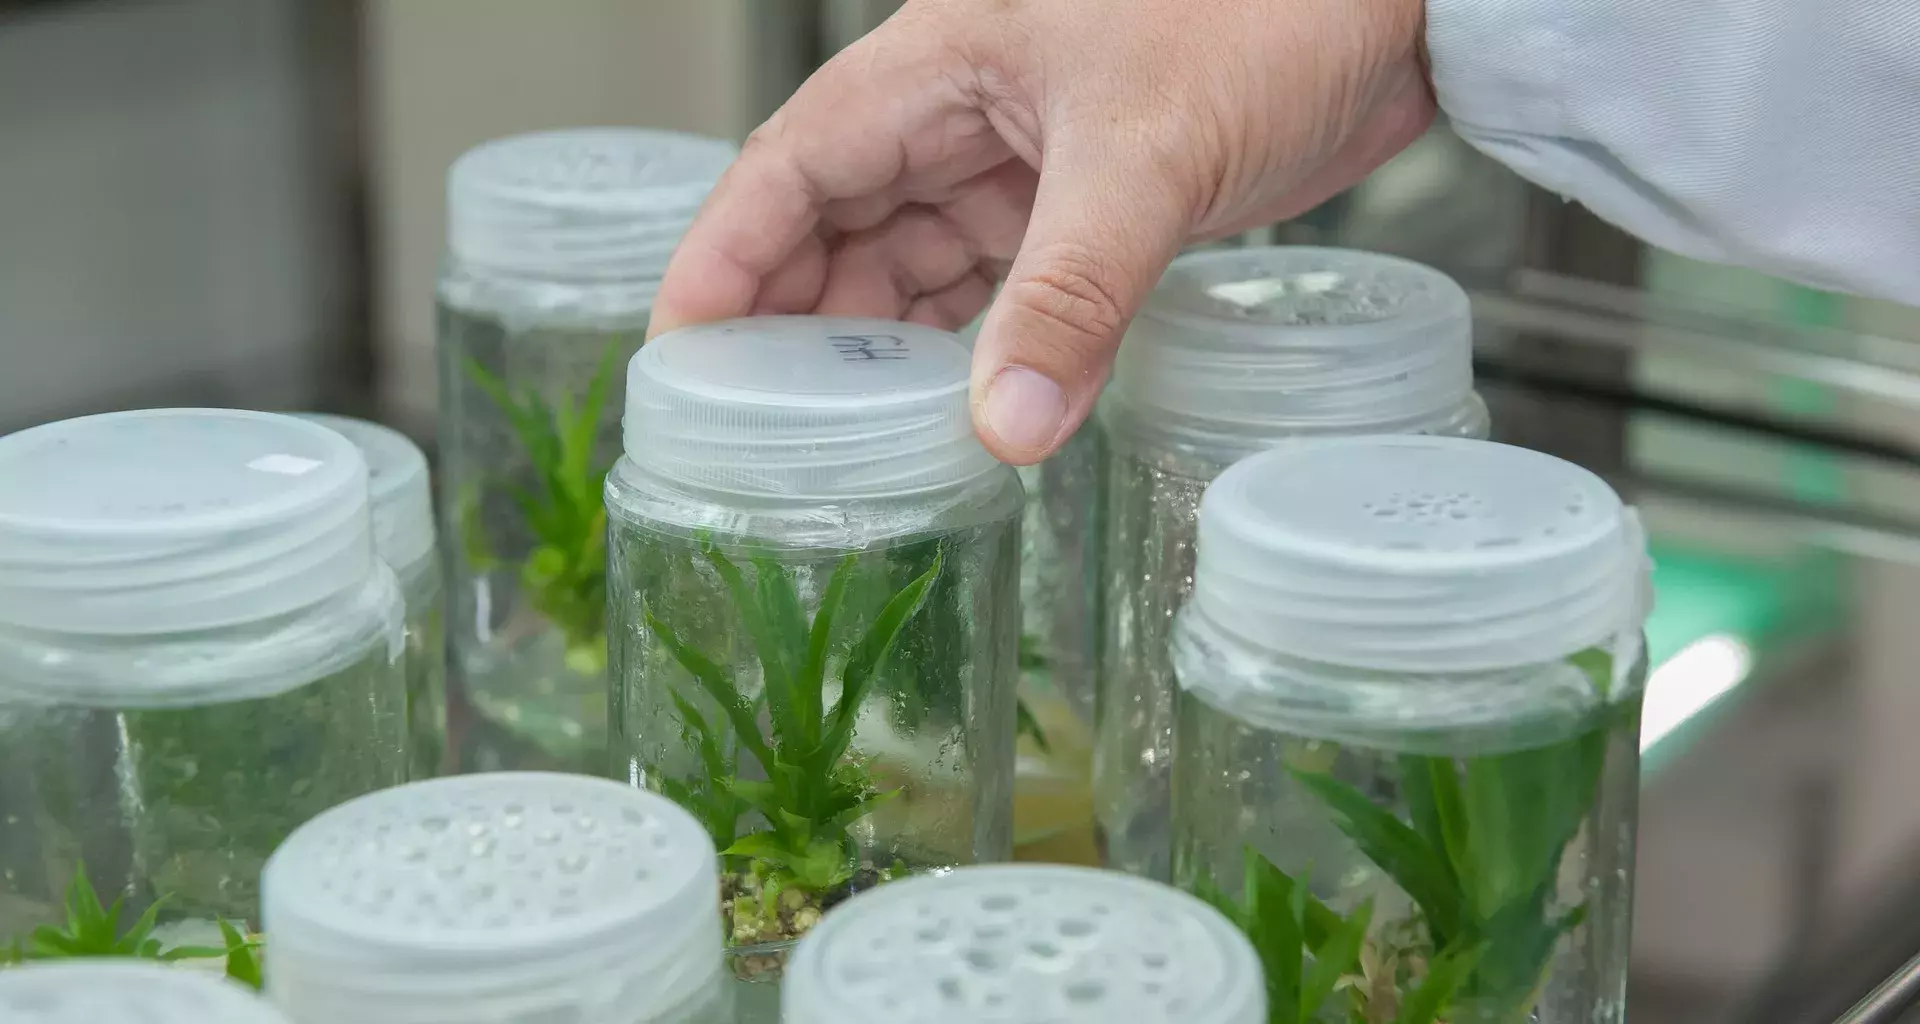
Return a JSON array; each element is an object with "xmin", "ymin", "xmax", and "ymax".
[{"xmin": 970, "ymin": 142, "xmax": 1193, "ymax": 465}]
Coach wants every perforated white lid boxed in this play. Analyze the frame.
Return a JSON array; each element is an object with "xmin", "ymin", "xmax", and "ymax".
[
  {"xmin": 298, "ymin": 414, "xmax": 435, "ymax": 575},
  {"xmin": 0, "ymin": 960, "xmax": 293, "ymax": 1024},
  {"xmin": 782, "ymin": 865, "xmax": 1264, "ymax": 1024},
  {"xmin": 447, "ymin": 128, "xmax": 736, "ymax": 290},
  {"xmin": 262, "ymin": 773, "xmax": 722, "ymax": 1024},
  {"xmin": 1108, "ymin": 247, "xmax": 1481, "ymax": 453},
  {"xmin": 623, "ymin": 316, "xmax": 999, "ymax": 499},
  {"xmin": 1184, "ymin": 436, "xmax": 1649, "ymax": 679},
  {"xmin": 0, "ymin": 409, "xmax": 375, "ymax": 636}
]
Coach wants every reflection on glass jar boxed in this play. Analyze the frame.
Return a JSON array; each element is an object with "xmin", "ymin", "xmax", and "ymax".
[
  {"xmin": 1094, "ymin": 247, "xmax": 1489, "ymax": 881},
  {"xmin": 436, "ymin": 128, "xmax": 735, "ymax": 773},
  {"xmin": 606, "ymin": 318, "xmax": 1021, "ymax": 1020},
  {"xmin": 1171, "ymin": 438, "xmax": 1649, "ymax": 1024}
]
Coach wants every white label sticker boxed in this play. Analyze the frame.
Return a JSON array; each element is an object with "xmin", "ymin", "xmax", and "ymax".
[{"xmin": 247, "ymin": 453, "xmax": 324, "ymax": 476}]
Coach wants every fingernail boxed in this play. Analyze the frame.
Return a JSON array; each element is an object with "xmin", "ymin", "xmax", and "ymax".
[{"xmin": 982, "ymin": 366, "xmax": 1067, "ymax": 456}]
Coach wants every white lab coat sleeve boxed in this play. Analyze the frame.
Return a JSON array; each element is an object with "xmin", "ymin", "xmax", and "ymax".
[{"xmin": 1426, "ymin": 0, "xmax": 1920, "ymax": 305}]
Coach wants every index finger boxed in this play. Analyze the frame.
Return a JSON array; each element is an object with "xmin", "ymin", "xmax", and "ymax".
[
  {"xmin": 647, "ymin": 138, "xmax": 824, "ymax": 339},
  {"xmin": 648, "ymin": 16, "xmax": 983, "ymax": 338}
]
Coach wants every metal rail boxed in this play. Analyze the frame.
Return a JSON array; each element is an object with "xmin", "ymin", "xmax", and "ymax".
[{"xmin": 1836, "ymin": 950, "xmax": 1920, "ymax": 1024}]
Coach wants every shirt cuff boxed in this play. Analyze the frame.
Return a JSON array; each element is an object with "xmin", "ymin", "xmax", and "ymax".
[{"xmin": 1426, "ymin": 0, "xmax": 1569, "ymax": 138}]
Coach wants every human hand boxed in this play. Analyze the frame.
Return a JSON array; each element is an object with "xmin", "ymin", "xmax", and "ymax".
[{"xmin": 649, "ymin": 0, "xmax": 1434, "ymax": 464}]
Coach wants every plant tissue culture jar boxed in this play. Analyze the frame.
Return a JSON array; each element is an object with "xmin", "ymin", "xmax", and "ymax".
[
  {"xmin": 606, "ymin": 317, "xmax": 1022, "ymax": 1015},
  {"xmin": 262, "ymin": 773, "xmax": 730, "ymax": 1024},
  {"xmin": 0, "ymin": 959, "xmax": 295, "ymax": 1024},
  {"xmin": 957, "ymin": 314, "xmax": 1103, "ymax": 858},
  {"xmin": 1171, "ymin": 437, "xmax": 1649, "ymax": 1024},
  {"xmin": 437, "ymin": 127, "xmax": 736, "ymax": 773},
  {"xmin": 781, "ymin": 864, "xmax": 1265, "ymax": 1024},
  {"xmin": 0, "ymin": 410, "xmax": 407, "ymax": 944},
  {"xmin": 301, "ymin": 413, "xmax": 444, "ymax": 779},
  {"xmin": 1093, "ymin": 247, "xmax": 1488, "ymax": 881},
  {"xmin": 1008, "ymin": 422, "xmax": 1104, "ymax": 859}
]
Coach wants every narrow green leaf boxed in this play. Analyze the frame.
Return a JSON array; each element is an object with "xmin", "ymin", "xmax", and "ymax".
[
  {"xmin": 566, "ymin": 343, "xmax": 619, "ymax": 485},
  {"xmin": 157, "ymin": 943, "xmax": 230, "ymax": 961},
  {"xmin": 462, "ymin": 356, "xmax": 520, "ymax": 421},
  {"xmin": 722, "ymin": 832, "xmax": 807, "ymax": 868},
  {"xmin": 751, "ymin": 556, "xmax": 814, "ymax": 750},
  {"xmin": 1291, "ymin": 769, "xmax": 1466, "ymax": 943},
  {"xmin": 701, "ymin": 548, "xmax": 802, "ymax": 753},
  {"xmin": 1243, "ymin": 849, "xmax": 1305, "ymax": 1023},
  {"xmin": 29, "ymin": 927, "xmax": 85, "ymax": 957},
  {"xmin": 647, "ymin": 609, "xmax": 775, "ymax": 777},
  {"xmin": 1016, "ymin": 697, "xmax": 1052, "ymax": 754},
  {"xmin": 219, "ymin": 919, "xmax": 264, "ymax": 990},
  {"xmin": 112, "ymin": 895, "xmax": 172, "ymax": 954},
  {"xmin": 64, "ymin": 865, "xmax": 104, "ymax": 942},
  {"xmin": 1396, "ymin": 940, "xmax": 1484, "ymax": 1024},
  {"xmin": 797, "ymin": 556, "xmax": 856, "ymax": 748},
  {"xmin": 1300, "ymin": 897, "xmax": 1371, "ymax": 1022},
  {"xmin": 816, "ymin": 551, "xmax": 941, "ymax": 769},
  {"xmin": 1405, "ymin": 758, "xmax": 1472, "ymax": 943},
  {"xmin": 1568, "ymin": 648, "xmax": 1615, "ymax": 700},
  {"xmin": 827, "ymin": 785, "xmax": 899, "ymax": 831},
  {"xmin": 720, "ymin": 778, "xmax": 790, "ymax": 826},
  {"xmin": 93, "ymin": 896, "xmax": 126, "ymax": 951}
]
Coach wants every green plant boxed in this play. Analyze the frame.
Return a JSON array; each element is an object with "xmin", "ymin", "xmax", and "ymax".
[
  {"xmin": 1288, "ymin": 652, "xmax": 1619, "ymax": 1023},
  {"xmin": 1191, "ymin": 846, "xmax": 1480, "ymax": 1024},
  {"xmin": 3, "ymin": 865, "xmax": 261, "ymax": 989},
  {"xmin": 464, "ymin": 344, "xmax": 616, "ymax": 675},
  {"xmin": 648, "ymin": 545, "xmax": 941, "ymax": 898},
  {"xmin": 1016, "ymin": 633, "xmax": 1052, "ymax": 753}
]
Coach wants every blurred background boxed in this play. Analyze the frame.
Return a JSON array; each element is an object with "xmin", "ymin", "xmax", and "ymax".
[{"xmin": 7, "ymin": 1, "xmax": 1920, "ymax": 1021}]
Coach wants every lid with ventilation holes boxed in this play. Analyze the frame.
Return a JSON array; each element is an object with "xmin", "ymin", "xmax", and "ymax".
[
  {"xmin": 446, "ymin": 128, "xmax": 736, "ymax": 293},
  {"xmin": 0, "ymin": 960, "xmax": 292, "ymax": 1024},
  {"xmin": 622, "ymin": 316, "xmax": 1000, "ymax": 499},
  {"xmin": 261, "ymin": 773, "xmax": 723, "ymax": 1024},
  {"xmin": 1183, "ymin": 436, "xmax": 1649, "ymax": 684},
  {"xmin": 1106, "ymin": 247, "xmax": 1486, "ymax": 456},
  {"xmin": 781, "ymin": 864, "xmax": 1265, "ymax": 1024}
]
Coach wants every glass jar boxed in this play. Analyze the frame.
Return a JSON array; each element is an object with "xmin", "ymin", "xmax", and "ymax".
[
  {"xmin": 781, "ymin": 864, "xmax": 1265, "ymax": 1024},
  {"xmin": 1009, "ymin": 425, "xmax": 1104, "ymax": 858},
  {"xmin": 607, "ymin": 317, "xmax": 1022, "ymax": 1016},
  {"xmin": 0, "ymin": 410, "xmax": 406, "ymax": 942},
  {"xmin": 262, "ymin": 773, "xmax": 730, "ymax": 1024},
  {"xmin": 0, "ymin": 960, "xmax": 295, "ymax": 1024},
  {"xmin": 1093, "ymin": 247, "xmax": 1490, "ymax": 880},
  {"xmin": 1171, "ymin": 437, "xmax": 1649, "ymax": 1024},
  {"xmin": 958, "ymin": 309, "xmax": 1104, "ymax": 859},
  {"xmin": 301, "ymin": 414, "xmax": 444, "ymax": 779},
  {"xmin": 437, "ymin": 128, "xmax": 736, "ymax": 773}
]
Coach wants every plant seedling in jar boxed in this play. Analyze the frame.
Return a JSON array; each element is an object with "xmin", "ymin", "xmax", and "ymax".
[
  {"xmin": 1213, "ymin": 649, "xmax": 1620, "ymax": 1014},
  {"xmin": 646, "ymin": 544, "xmax": 942, "ymax": 979},
  {"xmin": 462, "ymin": 345, "xmax": 616, "ymax": 675},
  {"xmin": 2, "ymin": 864, "xmax": 262, "ymax": 989}
]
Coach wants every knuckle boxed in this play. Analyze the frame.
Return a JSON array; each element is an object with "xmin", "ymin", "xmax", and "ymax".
[{"xmin": 1008, "ymin": 243, "xmax": 1131, "ymax": 357}]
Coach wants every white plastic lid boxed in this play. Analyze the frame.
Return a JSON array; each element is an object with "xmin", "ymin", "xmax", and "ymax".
[
  {"xmin": 624, "ymin": 316, "xmax": 999, "ymax": 499},
  {"xmin": 262, "ymin": 773, "xmax": 722, "ymax": 1024},
  {"xmin": 447, "ymin": 128, "xmax": 736, "ymax": 290},
  {"xmin": 299, "ymin": 414, "xmax": 435, "ymax": 575},
  {"xmin": 1185, "ymin": 436, "xmax": 1649, "ymax": 680},
  {"xmin": 782, "ymin": 865, "xmax": 1264, "ymax": 1024},
  {"xmin": 0, "ymin": 409, "xmax": 375, "ymax": 636},
  {"xmin": 1109, "ymin": 247, "xmax": 1480, "ymax": 452},
  {"xmin": 0, "ymin": 960, "xmax": 293, "ymax": 1024}
]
